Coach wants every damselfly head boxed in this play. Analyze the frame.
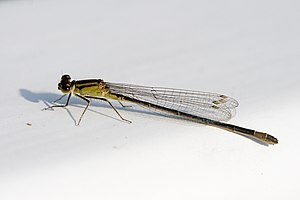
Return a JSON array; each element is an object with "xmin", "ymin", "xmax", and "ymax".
[{"xmin": 58, "ymin": 74, "xmax": 74, "ymax": 93}]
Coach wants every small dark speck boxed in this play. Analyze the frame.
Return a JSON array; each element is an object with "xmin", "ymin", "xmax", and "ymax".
[{"xmin": 26, "ymin": 123, "xmax": 32, "ymax": 126}]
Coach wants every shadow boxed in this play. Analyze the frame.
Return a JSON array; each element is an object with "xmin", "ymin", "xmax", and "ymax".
[
  {"xmin": 239, "ymin": 135, "xmax": 269, "ymax": 146},
  {"xmin": 19, "ymin": 89, "xmax": 269, "ymax": 146},
  {"xmin": 19, "ymin": 88, "xmax": 168, "ymax": 123}
]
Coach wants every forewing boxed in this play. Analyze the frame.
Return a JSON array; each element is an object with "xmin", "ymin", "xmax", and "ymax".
[{"xmin": 106, "ymin": 82, "xmax": 239, "ymax": 121}]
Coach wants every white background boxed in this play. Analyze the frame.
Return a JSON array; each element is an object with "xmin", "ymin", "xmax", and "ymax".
[{"xmin": 1, "ymin": 0, "xmax": 299, "ymax": 199}]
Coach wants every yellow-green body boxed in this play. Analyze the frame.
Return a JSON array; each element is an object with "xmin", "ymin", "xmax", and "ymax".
[
  {"xmin": 73, "ymin": 79, "xmax": 122, "ymax": 101},
  {"xmin": 49, "ymin": 74, "xmax": 278, "ymax": 145}
]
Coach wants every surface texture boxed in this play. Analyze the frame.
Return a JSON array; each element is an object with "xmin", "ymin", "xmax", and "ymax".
[{"xmin": 0, "ymin": 0, "xmax": 299, "ymax": 199}]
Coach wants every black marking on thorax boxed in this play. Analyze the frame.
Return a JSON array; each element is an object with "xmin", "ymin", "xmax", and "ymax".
[{"xmin": 75, "ymin": 79, "xmax": 102, "ymax": 90}]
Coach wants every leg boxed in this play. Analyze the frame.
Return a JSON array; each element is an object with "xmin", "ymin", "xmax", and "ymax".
[
  {"xmin": 85, "ymin": 96, "xmax": 132, "ymax": 123},
  {"xmin": 74, "ymin": 94, "xmax": 90, "ymax": 125},
  {"xmin": 118, "ymin": 101, "xmax": 132, "ymax": 108},
  {"xmin": 43, "ymin": 93, "xmax": 72, "ymax": 110},
  {"xmin": 54, "ymin": 94, "xmax": 67, "ymax": 103}
]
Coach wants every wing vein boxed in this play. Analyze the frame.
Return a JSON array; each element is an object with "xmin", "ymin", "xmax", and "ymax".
[{"xmin": 106, "ymin": 82, "xmax": 239, "ymax": 121}]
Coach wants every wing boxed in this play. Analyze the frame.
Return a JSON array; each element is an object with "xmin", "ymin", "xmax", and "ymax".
[{"xmin": 106, "ymin": 82, "xmax": 239, "ymax": 122}]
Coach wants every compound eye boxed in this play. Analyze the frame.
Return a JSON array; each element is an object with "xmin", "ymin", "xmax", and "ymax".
[{"xmin": 61, "ymin": 74, "xmax": 71, "ymax": 81}]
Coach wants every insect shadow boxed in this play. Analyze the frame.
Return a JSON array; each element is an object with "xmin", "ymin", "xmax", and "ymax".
[
  {"xmin": 19, "ymin": 89, "xmax": 268, "ymax": 146},
  {"xmin": 19, "ymin": 88, "xmax": 175, "ymax": 123}
]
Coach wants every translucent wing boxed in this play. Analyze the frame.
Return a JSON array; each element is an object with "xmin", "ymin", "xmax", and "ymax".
[{"xmin": 106, "ymin": 82, "xmax": 239, "ymax": 122}]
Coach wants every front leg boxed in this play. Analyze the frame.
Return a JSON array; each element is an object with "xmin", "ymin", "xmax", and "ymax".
[{"xmin": 43, "ymin": 93, "xmax": 72, "ymax": 110}]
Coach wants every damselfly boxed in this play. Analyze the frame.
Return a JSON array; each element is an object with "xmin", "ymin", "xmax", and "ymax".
[{"xmin": 44, "ymin": 74, "xmax": 278, "ymax": 145}]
